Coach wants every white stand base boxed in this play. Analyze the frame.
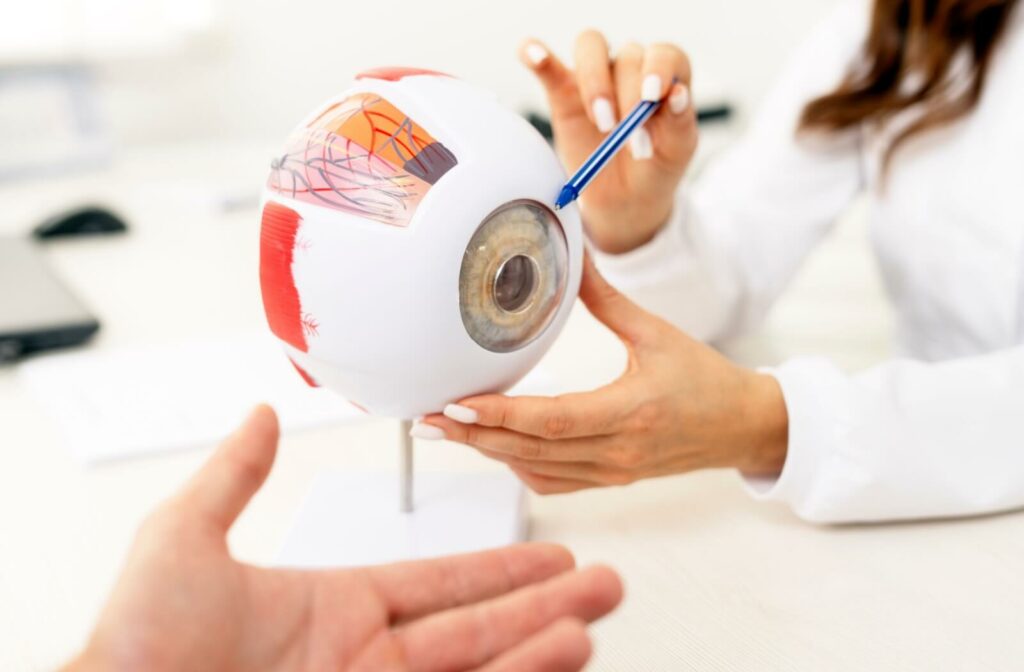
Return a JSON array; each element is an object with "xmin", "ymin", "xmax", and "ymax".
[{"xmin": 276, "ymin": 470, "xmax": 529, "ymax": 568}]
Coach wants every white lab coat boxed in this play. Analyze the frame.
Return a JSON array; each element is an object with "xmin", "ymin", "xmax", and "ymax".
[{"xmin": 593, "ymin": 0, "xmax": 1024, "ymax": 523}]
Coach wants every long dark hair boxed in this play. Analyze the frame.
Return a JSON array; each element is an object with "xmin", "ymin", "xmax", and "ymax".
[{"xmin": 800, "ymin": 0, "xmax": 1018, "ymax": 170}]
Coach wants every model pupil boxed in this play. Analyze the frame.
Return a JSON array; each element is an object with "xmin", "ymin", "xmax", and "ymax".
[
  {"xmin": 459, "ymin": 198, "xmax": 568, "ymax": 353},
  {"xmin": 494, "ymin": 255, "xmax": 537, "ymax": 313}
]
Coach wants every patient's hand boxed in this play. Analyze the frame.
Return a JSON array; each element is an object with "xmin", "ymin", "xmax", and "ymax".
[{"xmin": 64, "ymin": 406, "xmax": 622, "ymax": 672}]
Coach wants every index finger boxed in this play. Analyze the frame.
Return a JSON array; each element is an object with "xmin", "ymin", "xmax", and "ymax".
[
  {"xmin": 363, "ymin": 542, "xmax": 575, "ymax": 623},
  {"xmin": 448, "ymin": 385, "xmax": 633, "ymax": 440},
  {"xmin": 573, "ymin": 30, "xmax": 618, "ymax": 132},
  {"xmin": 518, "ymin": 38, "xmax": 588, "ymax": 125}
]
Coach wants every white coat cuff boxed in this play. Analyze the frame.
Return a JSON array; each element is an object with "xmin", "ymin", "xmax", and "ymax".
[
  {"xmin": 740, "ymin": 358, "xmax": 844, "ymax": 513},
  {"xmin": 589, "ymin": 200, "xmax": 689, "ymax": 288}
]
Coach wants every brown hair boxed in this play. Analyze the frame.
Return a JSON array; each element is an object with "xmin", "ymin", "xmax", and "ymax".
[{"xmin": 800, "ymin": 0, "xmax": 1018, "ymax": 169}]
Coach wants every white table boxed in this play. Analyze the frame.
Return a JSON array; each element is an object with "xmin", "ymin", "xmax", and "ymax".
[{"xmin": 2, "ymin": 144, "xmax": 1022, "ymax": 671}]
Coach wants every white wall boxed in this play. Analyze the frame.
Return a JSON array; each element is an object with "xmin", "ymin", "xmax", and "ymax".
[{"xmin": 92, "ymin": 0, "xmax": 844, "ymax": 147}]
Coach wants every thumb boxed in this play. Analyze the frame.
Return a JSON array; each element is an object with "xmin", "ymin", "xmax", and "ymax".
[
  {"xmin": 578, "ymin": 252, "xmax": 654, "ymax": 344},
  {"xmin": 178, "ymin": 404, "xmax": 280, "ymax": 533}
]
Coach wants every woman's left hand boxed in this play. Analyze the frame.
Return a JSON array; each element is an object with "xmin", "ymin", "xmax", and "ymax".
[{"xmin": 415, "ymin": 256, "xmax": 790, "ymax": 494}]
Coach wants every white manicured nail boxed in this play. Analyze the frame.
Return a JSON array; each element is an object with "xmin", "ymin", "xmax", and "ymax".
[
  {"xmin": 641, "ymin": 74, "xmax": 663, "ymax": 102},
  {"xmin": 592, "ymin": 97, "xmax": 615, "ymax": 132},
  {"xmin": 669, "ymin": 85, "xmax": 690, "ymax": 114},
  {"xmin": 525, "ymin": 43, "xmax": 549, "ymax": 66},
  {"xmin": 629, "ymin": 127, "xmax": 653, "ymax": 160},
  {"xmin": 444, "ymin": 403, "xmax": 479, "ymax": 424},
  {"xmin": 410, "ymin": 423, "xmax": 445, "ymax": 440}
]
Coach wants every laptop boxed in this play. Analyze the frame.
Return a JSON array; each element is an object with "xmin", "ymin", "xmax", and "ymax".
[{"xmin": 0, "ymin": 236, "xmax": 99, "ymax": 363}]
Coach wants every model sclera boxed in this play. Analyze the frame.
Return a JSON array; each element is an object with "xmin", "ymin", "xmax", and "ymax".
[{"xmin": 258, "ymin": 68, "xmax": 583, "ymax": 419}]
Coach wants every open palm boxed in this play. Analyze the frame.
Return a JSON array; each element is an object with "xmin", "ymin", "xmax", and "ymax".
[{"xmin": 66, "ymin": 406, "xmax": 622, "ymax": 672}]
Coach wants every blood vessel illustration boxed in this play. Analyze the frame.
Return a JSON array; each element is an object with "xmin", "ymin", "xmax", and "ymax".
[{"xmin": 267, "ymin": 93, "xmax": 457, "ymax": 227}]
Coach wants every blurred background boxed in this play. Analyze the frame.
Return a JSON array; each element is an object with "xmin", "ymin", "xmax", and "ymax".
[{"xmin": 2, "ymin": 0, "xmax": 837, "ymax": 150}]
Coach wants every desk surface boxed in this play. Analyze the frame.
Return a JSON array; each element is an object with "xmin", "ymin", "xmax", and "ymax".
[{"xmin": 2, "ymin": 144, "xmax": 1022, "ymax": 671}]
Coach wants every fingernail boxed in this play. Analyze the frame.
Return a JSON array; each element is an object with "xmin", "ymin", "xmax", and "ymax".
[
  {"xmin": 629, "ymin": 127, "xmax": 653, "ymax": 160},
  {"xmin": 592, "ymin": 97, "xmax": 615, "ymax": 133},
  {"xmin": 669, "ymin": 84, "xmax": 690, "ymax": 114},
  {"xmin": 641, "ymin": 74, "xmax": 663, "ymax": 102},
  {"xmin": 410, "ymin": 423, "xmax": 445, "ymax": 441},
  {"xmin": 525, "ymin": 43, "xmax": 549, "ymax": 66},
  {"xmin": 444, "ymin": 403, "xmax": 479, "ymax": 424}
]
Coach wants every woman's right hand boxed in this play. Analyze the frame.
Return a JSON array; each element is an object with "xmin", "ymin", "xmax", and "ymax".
[{"xmin": 520, "ymin": 32, "xmax": 698, "ymax": 254}]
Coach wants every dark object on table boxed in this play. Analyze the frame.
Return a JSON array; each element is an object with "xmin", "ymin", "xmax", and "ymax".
[
  {"xmin": 695, "ymin": 104, "xmax": 733, "ymax": 124},
  {"xmin": 525, "ymin": 112, "xmax": 554, "ymax": 142},
  {"xmin": 0, "ymin": 236, "xmax": 100, "ymax": 363},
  {"xmin": 34, "ymin": 205, "xmax": 128, "ymax": 239},
  {"xmin": 524, "ymin": 103, "xmax": 734, "ymax": 144}
]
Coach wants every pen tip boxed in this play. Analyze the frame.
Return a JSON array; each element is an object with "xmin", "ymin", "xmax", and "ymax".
[{"xmin": 554, "ymin": 185, "xmax": 575, "ymax": 211}]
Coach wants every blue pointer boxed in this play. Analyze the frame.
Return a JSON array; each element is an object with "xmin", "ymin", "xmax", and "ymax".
[{"xmin": 554, "ymin": 93, "xmax": 665, "ymax": 210}]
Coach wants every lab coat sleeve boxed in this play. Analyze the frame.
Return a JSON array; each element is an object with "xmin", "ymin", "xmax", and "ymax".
[
  {"xmin": 592, "ymin": 1, "xmax": 1024, "ymax": 525},
  {"xmin": 747, "ymin": 349, "xmax": 1024, "ymax": 523},
  {"xmin": 592, "ymin": 0, "xmax": 868, "ymax": 342}
]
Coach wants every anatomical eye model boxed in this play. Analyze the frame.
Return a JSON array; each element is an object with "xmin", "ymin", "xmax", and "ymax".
[{"xmin": 259, "ymin": 67, "xmax": 582, "ymax": 519}]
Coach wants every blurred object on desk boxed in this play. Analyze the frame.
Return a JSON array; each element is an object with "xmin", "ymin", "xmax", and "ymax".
[
  {"xmin": 0, "ymin": 0, "xmax": 216, "ymax": 63},
  {"xmin": 17, "ymin": 333, "xmax": 364, "ymax": 464},
  {"xmin": 0, "ymin": 0, "xmax": 219, "ymax": 186},
  {"xmin": 277, "ymin": 470, "xmax": 528, "ymax": 569},
  {"xmin": 0, "ymin": 65, "xmax": 110, "ymax": 181},
  {"xmin": 0, "ymin": 236, "xmax": 100, "ymax": 363},
  {"xmin": 34, "ymin": 204, "xmax": 129, "ymax": 239}
]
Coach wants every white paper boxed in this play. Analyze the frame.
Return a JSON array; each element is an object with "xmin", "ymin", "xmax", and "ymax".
[
  {"xmin": 276, "ymin": 470, "xmax": 527, "ymax": 568},
  {"xmin": 17, "ymin": 333, "xmax": 364, "ymax": 463}
]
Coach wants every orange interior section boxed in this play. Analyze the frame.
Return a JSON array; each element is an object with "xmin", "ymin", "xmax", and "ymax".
[{"xmin": 313, "ymin": 94, "xmax": 438, "ymax": 171}]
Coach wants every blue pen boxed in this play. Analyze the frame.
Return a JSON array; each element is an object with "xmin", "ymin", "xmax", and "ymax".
[{"xmin": 554, "ymin": 94, "xmax": 665, "ymax": 210}]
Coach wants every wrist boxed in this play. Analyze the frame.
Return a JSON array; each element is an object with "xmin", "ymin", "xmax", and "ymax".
[
  {"xmin": 738, "ymin": 373, "xmax": 788, "ymax": 476},
  {"xmin": 585, "ymin": 202, "xmax": 673, "ymax": 255}
]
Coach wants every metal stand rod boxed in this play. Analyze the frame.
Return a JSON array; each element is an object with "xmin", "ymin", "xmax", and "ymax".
[{"xmin": 400, "ymin": 419, "xmax": 414, "ymax": 513}]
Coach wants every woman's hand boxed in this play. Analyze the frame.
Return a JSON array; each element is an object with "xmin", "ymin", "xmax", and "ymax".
[
  {"xmin": 415, "ymin": 257, "xmax": 788, "ymax": 495},
  {"xmin": 520, "ymin": 33, "xmax": 698, "ymax": 254},
  {"xmin": 64, "ymin": 406, "xmax": 622, "ymax": 671}
]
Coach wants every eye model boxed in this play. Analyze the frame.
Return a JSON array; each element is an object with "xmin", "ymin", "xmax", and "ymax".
[
  {"xmin": 259, "ymin": 69, "xmax": 583, "ymax": 418},
  {"xmin": 459, "ymin": 199, "xmax": 568, "ymax": 353}
]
